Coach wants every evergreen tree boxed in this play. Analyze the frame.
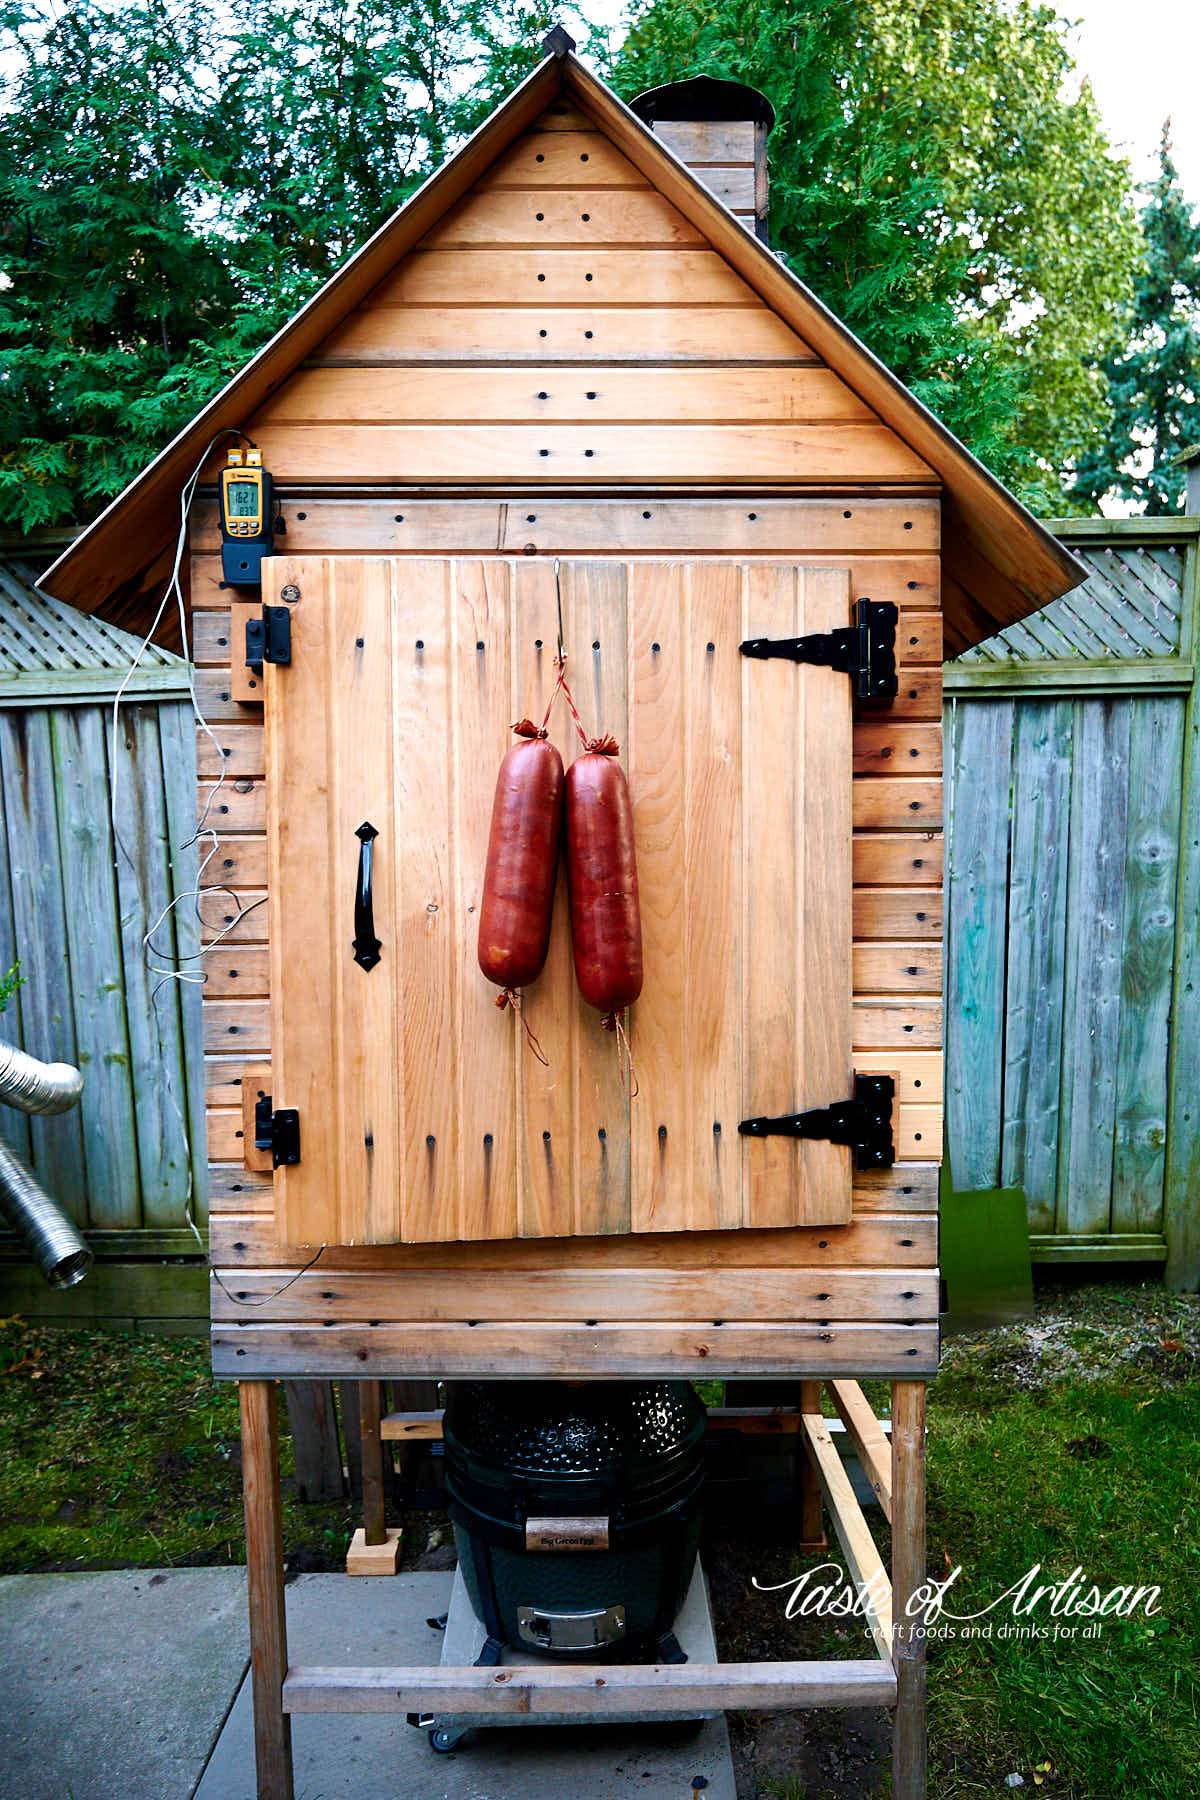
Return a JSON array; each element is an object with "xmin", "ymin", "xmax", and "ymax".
[
  {"xmin": 1074, "ymin": 126, "xmax": 1200, "ymax": 515},
  {"xmin": 0, "ymin": 0, "xmax": 243, "ymax": 526}
]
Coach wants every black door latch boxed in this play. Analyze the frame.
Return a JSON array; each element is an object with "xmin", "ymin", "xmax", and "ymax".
[
  {"xmin": 245, "ymin": 605, "xmax": 292, "ymax": 677},
  {"xmin": 739, "ymin": 1073, "xmax": 895, "ymax": 1169},
  {"xmin": 739, "ymin": 599, "xmax": 898, "ymax": 702},
  {"xmin": 254, "ymin": 1095, "xmax": 301, "ymax": 1168}
]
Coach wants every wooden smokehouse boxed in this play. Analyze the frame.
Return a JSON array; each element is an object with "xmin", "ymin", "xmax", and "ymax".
[{"xmin": 44, "ymin": 35, "xmax": 1084, "ymax": 1800}]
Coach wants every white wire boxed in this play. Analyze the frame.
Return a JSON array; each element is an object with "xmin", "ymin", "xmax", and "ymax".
[
  {"xmin": 107, "ymin": 428, "xmax": 261, "ymax": 1254},
  {"xmin": 106, "ymin": 436, "xmax": 329, "ymax": 1296}
]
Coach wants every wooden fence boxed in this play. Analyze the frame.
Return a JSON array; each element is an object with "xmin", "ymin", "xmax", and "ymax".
[
  {"xmin": 944, "ymin": 518, "xmax": 1200, "ymax": 1290},
  {"xmin": 0, "ymin": 557, "xmax": 208, "ymax": 1325}
]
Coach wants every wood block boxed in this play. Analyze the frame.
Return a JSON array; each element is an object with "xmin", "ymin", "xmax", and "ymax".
[{"xmin": 345, "ymin": 1526, "xmax": 403, "ymax": 1576}]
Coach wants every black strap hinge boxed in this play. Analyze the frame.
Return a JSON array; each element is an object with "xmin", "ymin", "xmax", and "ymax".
[
  {"xmin": 738, "ymin": 1074, "xmax": 895, "ymax": 1170},
  {"xmin": 253, "ymin": 1095, "xmax": 301, "ymax": 1167},
  {"xmin": 245, "ymin": 605, "xmax": 292, "ymax": 677},
  {"xmin": 739, "ymin": 599, "xmax": 898, "ymax": 703}
]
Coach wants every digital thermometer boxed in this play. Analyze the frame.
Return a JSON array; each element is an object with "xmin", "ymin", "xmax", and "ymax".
[{"xmin": 219, "ymin": 446, "xmax": 275, "ymax": 585}]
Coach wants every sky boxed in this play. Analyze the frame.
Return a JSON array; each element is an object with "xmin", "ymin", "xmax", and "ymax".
[
  {"xmin": 1067, "ymin": 0, "xmax": 1200, "ymax": 195},
  {"xmin": 579, "ymin": 0, "xmax": 1200, "ymax": 202}
]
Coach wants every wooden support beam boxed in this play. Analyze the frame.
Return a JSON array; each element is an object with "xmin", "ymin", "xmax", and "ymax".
[
  {"xmin": 798, "ymin": 1381, "xmax": 827, "ymax": 1549},
  {"xmin": 828, "ymin": 1378, "xmax": 893, "ymax": 1521},
  {"xmin": 358, "ymin": 1381, "xmax": 386, "ymax": 1545},
  {"xmin": 239, "ymin": 1381, "xmax": 293, "ymax": 1800},
  {"xmin": 800, "ymin": 1411, "xmax": 893, "ymax": 1662},
  {"xmin": 282, "ymin": 1657, "xmax": 898, "ymax": 1715},
  {"xmin": 891, "ymin": 1380, "xmax": 928, "ymax": 1800}
]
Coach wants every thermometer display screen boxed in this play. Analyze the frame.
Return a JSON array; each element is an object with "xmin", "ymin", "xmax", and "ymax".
[{"xmin": 226, "ymin": 480, "xmax": 260, "ymax": 519}]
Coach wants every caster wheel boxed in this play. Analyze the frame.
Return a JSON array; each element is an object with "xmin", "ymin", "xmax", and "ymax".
[{"xmin": 428, "ymin": 1726, "xmax": 464, "ymax": 1753}]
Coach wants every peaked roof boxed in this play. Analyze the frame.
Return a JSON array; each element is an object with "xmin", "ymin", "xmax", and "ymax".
[
  {"xmin": 0, "ymin": 555, "xmax": 188, "ymax": 701},
  {"xmin": 42, "ymin": 46, "xmax": 1084, "ymax": 649}
]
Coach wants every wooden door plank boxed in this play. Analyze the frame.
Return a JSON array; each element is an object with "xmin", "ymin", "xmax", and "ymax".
[
  {"xmin": 392, "ymin": 561, "xmax": 458, "ymax": 1243},
  {"xmin": 797, "ymin": 568, "xmax": 856, "ymax": 1219},
  {"xmin": 452, "ymin": 560, "xmax": 521, "ymax": 1243},
  {"xmin": 741, "ymin": 565, "xmax": 853, "ymax": 1228},
  {"xmin": 560, "ymin": 561, "xmax": 633, "ymax": 1236},
  {"xmin": 628, "ymin": 561, "xmax": 689, "ymax": 1231},
  {"xmin": 511, "ymin": 559, "xmax": 576, "ymax": 1240},
  {"xmin": 329, "ymin": 559, "xmax": 401, "ymax": 1245},
  {"xmin": 684, "ymin": 562, "xmax": 742, "ymax": 1231}
]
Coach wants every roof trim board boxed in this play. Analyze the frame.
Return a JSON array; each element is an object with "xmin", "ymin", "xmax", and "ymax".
[{"xmin": 42, "ymin": 49, "xmax": 1084, "ymax": 647}]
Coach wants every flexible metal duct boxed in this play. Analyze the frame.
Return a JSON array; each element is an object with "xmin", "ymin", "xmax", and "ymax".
[
  {"xmin": 0, "ymin": 1137, "xmax": 92, "ymax": 1288},
  {"xmin": 0, "ymin": 1042, "xmax": 84, "ymax": 1116}
]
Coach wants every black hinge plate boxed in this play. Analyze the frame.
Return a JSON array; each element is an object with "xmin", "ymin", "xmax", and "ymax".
[
  {"xmin": 739, "ymin": 599, "xmax": 898, "ymax": 703},
  {"xmin": 738, "ymin": 1074, "xmax": 895, "ymax": 1169},
  {"xmin": 245, "ymin": 606, "xmax": 292, "ymax": 677},
  {"xmin": 253, "ymin": 1095, "xmax": 301, "ymax": 1168}
]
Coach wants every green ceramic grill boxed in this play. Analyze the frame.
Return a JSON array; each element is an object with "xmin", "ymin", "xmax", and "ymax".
[{"xmin": 443, "ymin": 1380, "xmax": 706, "ymax": 1659}]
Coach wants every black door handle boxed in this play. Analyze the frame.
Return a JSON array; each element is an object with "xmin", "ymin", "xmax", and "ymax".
[{"xmin": 352, "ymin": 822, "xmax": 382, "ymax": 971}]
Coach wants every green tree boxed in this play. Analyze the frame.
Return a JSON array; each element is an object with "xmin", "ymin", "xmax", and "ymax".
[
  {"xmin": 1074, "ymin": 126, "xmax": 1200, "ymax": 515},
  {"xmin": 0, "ymin": 0, "xmax": 245, "ymax": 526},
  {"xmin": 609, "ymin": 0, "xmax": 1138, "ymax": 508},
  {"xmin": 0, "ymin": 0, "xmax": 548, "ymax": 528},
  {"xmin": 863, "ymin": 0, "xmax": 1137, "ymax": 508}
]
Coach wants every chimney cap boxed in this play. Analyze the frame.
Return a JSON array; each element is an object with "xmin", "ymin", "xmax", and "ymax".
[
  {"xmin": 541, "ymin": 24, "xmax": 577, "ymax": 57},
  {"xmin": 631, "ymin": 75, "xmax": 775, "ymax": 133}
]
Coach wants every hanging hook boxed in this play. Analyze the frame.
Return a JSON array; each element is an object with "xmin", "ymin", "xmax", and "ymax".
[{"xmin": 554, "ymin": 557, "xmax": 565, "ymax": 665}]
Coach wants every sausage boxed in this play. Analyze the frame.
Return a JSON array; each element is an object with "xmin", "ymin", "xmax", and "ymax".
[
  {"xmin": 477, "ymin": 723, "xmax": 564, "ymax": 994},
  {"xmin": 564, "ymin": 739, "xmax": 643, "ymax": 1017}
]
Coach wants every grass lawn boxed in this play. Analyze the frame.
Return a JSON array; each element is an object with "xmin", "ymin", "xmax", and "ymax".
[{"xmin": 0, "ymin": 1280, "xmax": 1197, "ymax": 1798}]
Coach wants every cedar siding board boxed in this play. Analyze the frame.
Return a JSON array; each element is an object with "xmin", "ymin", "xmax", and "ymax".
[{"xmin": 41, "ymin": 55, "xmax": 1082, "ymax": 652}]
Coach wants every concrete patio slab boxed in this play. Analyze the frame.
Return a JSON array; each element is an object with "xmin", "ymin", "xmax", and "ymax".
[
  {"xmin": 0, "ymin": 1566, "xmax": 250, "ymax": 1800},
  {"xmin": 197, "ymin": 1570, "xmax": 736, "ymax": 1800}
]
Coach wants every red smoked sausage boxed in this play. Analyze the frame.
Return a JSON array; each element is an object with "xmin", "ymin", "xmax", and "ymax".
[
  {"xmin": 564, "ymin": 741, "xmax": 643, "ymax": 1016},
  {"xmin": 477, "ymin": 724, "xmax": 564, "ymax": 993}
]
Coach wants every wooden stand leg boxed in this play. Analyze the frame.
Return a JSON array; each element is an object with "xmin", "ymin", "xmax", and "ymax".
[
  {"xmin": 240, "ymin": 1381, "xmax": 294, "ymax": 1800},
  {"xmin": 346, "ymin": 1378, "xmax": 402, "ymax": 1575},
  {"xmin": 891, "ymin": 1380, "xmax": 927, "ymax": 1800},
  {"xmin": 798, "ymin": 1380, "xmax": 828, "ymax": 1550}
]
